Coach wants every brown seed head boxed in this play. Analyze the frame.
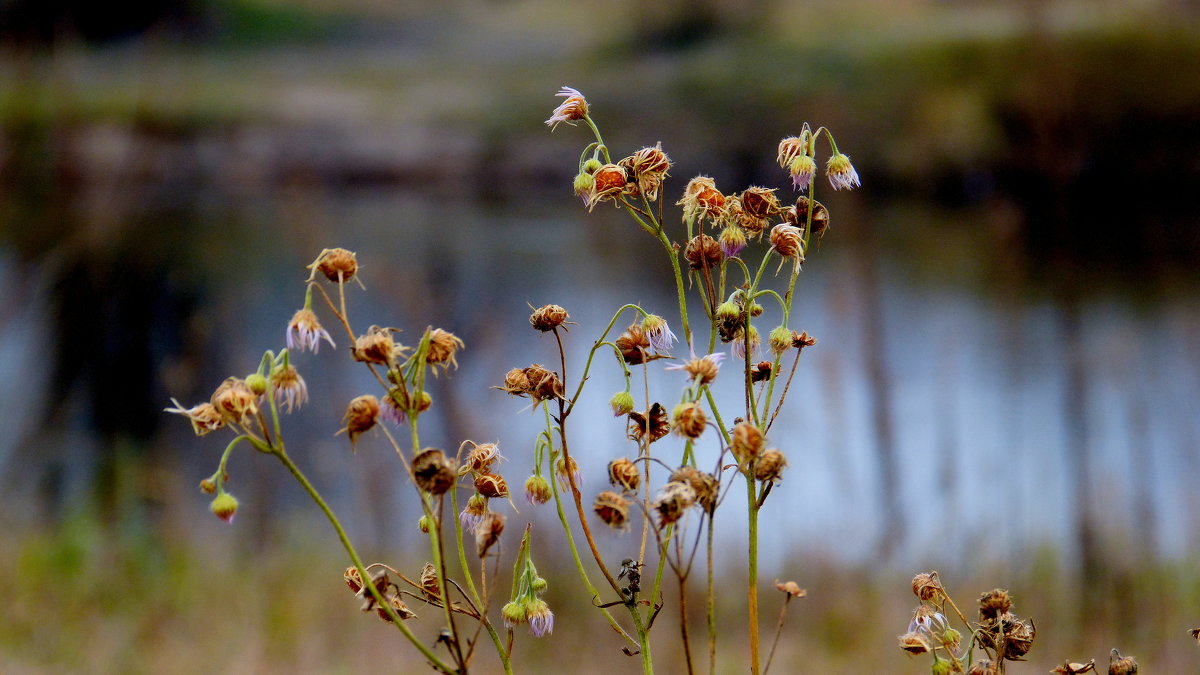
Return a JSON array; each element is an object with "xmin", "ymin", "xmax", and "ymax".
[
  {"xmin": 754, "ymin": 449, "xmax": 788, "ymax": 482},
  {"xmin": 770, "ymin": 223, "xmax": 805, "ymax": 260},
  {"xmin": 740, "ymin": 186, "xmax": 782, "ymax": 221},
  {"xmin": 593, "ymin": 490, "xmax": 632, "ymax": 530},
  {"xmin": 777, "ymin": 136, "xmax": 809, "ymax": 169},
  {"xmin": 460, "ymin": 441, "xmax": 503, "ymax": 475},
  {"xmin": 425, "ymin": 328, "xmax": 464, "ymax": 371},
  {"xmin": 342, "ymin": 395, "xmax": 380, "ymax": 447},
  {"xmin": 475, "ymin": 511, "xmax": 506, "ymax": 558},
  {"xmin": 500, "ymin": 367, "xmax": 533, "ymax": 396},
  {"xmin": 978, "ymin": 589, "xmax": 1013, "ymax": 620},
  {"xmin": 1002, "ymin": 618, "xmax": 1036, "ymax": 660},
  {"xmin": 587, "ymin": 163, "xmax": 628, "ymax": 210},
  {"xmin": 677, "ymin": 176, "xmax": 727, "ymax": 223},
  {"xmin": 352, "ymin": 326, "xmax": 398, "ymax": 365},
  {"xmin": 524, "ymin": 364, "xmax": 564, "ymax": 405},
  {"xmin": 616, "ymin": 324, "xmax": 651, "ymax": 365},
  {"xmin": 376, "ymin": 587, "xmax": 417, "ymax": 623},
  {"xmin": 898, "ymin": 631, "xmax": 931, "ymax": 655},
  {"xmin": 1052, "ymin": 661, "xmax": 1097, "ymax": 674},
  {"xmin": 607, "ymin": 457, "xmax": 641, "ymax": 492},
  {"xmin": 620, "ymin": 142, "xmax": 672, "ymax": 201},
  {"xmin": 684, "ymin": 234, "xmax": 724, "ymax": 271},
  {"xmin": 474, "ymin": 473, "xmax": 509, "ymax": 499},
  {"xmin": 966, "ymin": 660, "xmax": 998, "ymax": 675},
  {"xmin": 789, "ymin": 196, "xmax": 830, "ymax": 241},
  {"xmin": 911, "ymin": 572, "xmax": 944, "ymax": 602},
  {"xmin": 211, "ymin": 377, "xmax": 259, "ymax": 424},
  {"xmin": 419, "ymin": 562, "xmax": 441, "ymax": 602},
  {"xmin": 672, "ymin": 401, "xmax": 708, "ymax": 439},
  {"xmin": 529, "ymin": 304, "xmax": 570, "ymax": 332},
  {"xmin": 793, "ymin": 330, "xmax": 817, "ymax": 349},
  {"xmin": 344, "ymin": 566, "xmax": 364, "ymax": 593},
  {"xmin": 669, "ymin": 466, "xmax": 719, "ymax": 513},
  {"xmin": 412, "ymin": 448, "xmax": 456, "ymax": 495},
  {"xmin": 653, "ymin": 481, "xmax": 697, "ymax": 526},
  {"xmin": 751, "ymin": 360, "xmax": 773, "ymax": 383},
  {"xmin": 312, "ymin": 247, "xmax": 358, "ymax": 283},
  {"xmin": 731, "ymin": 422, "xmax": 765, "ymax": 466},
  {"xmin": 1108, "ymin": 650, "xmax": 1137, "ymax": 675},
  {"xmin": 628, "ymin": 403, "xmax": 670, "ymax": 444}
]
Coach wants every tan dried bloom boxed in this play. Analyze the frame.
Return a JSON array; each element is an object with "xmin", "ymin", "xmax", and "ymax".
[
  {"xmin": 775, "ymin": 581, "xmax": 807, "ymax": 598},
  {"xmin": 731, "ymin": 422, "xmax": 765, "ymax": 466},
  {"xmin": 460, "ymin": 441, "xmax": 503, "ymax": 475},
  {"xmin": 669, "ymin": 466, "xmax": 719, "ymax": 513},
  {"xmin": 545, "ymin": 86, "xmax": 588, "ymax": 130},
  {"xmin": 165, "ymin": 399, "xmax": 225, "ymax": 436},
  {"xmin": 911, "ymin": 572, "xmax": 944, "ymax": 602},
  {"xmin": 419, "ymin": 562, "xmax": 441, "ymax": 602},
  {"xmin": 684, "ymin": 234, "xmax": 724, "ymax": 271},
  {"xmin": 620, "ymin": 142, "xmax": 671, "ymax": 201},
  {"xmin": 210, "ymin": 378, "xmax": 259, "ymax": 424},
  {"xmin": 616, "ymin": 324, "xmax": 651, "ymax": 365},
  {"xmin": 978, "ymin": 589, "xmax": 1013, "ymax": 620},
  {"xmin": 607, "ymin": 457, "xmax": 641, "ymax": 492},
  {"xmin": 499, "ymin": 367, "xmax": 532, "ymax": 396},
  {"xmin": 475, "ymin": 511, "xmax": 506, "ymax": 558},
  {"xmin": 352, "ymin": 326, "xmax": 397, "ymax": 365},
  {"xmin": 777, "ymin": 136, "xmax": 810, "ymax": 171},
  {"xmin": 586, "ymin": 163, "xmax": 628, "ymax": 211},
  {"xmin": 344, "ymin": 566, "xmax": 364, "ymax": 594},
  {"xmin": 593, "ymin": 490, "xmax": 631, "ymax": 530},
  {"xmin": 652, "ymin": 480, "xmax": 697, "ymax": 526},
  {"xmin": 793, "ymin": 331, "xmax": 817, "ymax": 349},
  {"xmin": 628, "ymin": 403, "xmax": 670, "ymax": 444},
  {"xmin": 740, "ymin": 186, "xmax": 782, "ymax": 221},
  {"xmin": 1108, "ymin": 650, "xmax": 1137, "ymax": 675},
  {"xmin": 341, "ymin": 395, "xmax": 380, "ymax": 448},
  {"xmin": 672, "ymin": 401, "xmax": 708, "ymax": 439},
  {"xmin": 898, "ymin": 631, "xmax": 931, "ymax": 655},
  {"xmin": 769, "ymin": 223, "xmax": 805, "ymax": 260},
  {"xmin": 425, "ymin": 328, "xmax": 464, "ymax": 372},
  {"xmin": 787, "ymin": 196, "xmax": 830, "ymax": 242},
  {"xmin": 474, "ymin": 473, "xmax": 509, "ymax": 499},
  {"xmin": 754, "ymin": 449, "xmax": 788, "ymax": 482},
  {"xmin": 966, "ymin": 660, "xmax": 998, "ymax": 675},
  {"xmin": 668, "ymin": 352, "xmax": 724, "ymax": 386},
  {"xmin": 376, "ymin": 586, "xmax": 417, "ymax": 623},
  {"xmin": 310, "ymin": 247, "xmax": 358, "ymax": 283},
  {"xmin": 524, "ymin": 364, "xmax": 564, "ymax": 405},
  {"xmin": 529, "ymin": 304, "xmax": 570, "ymax": 332},
  {"xmin": 412, "ymin": 448, "xmax": 456, "ymax": 495},
  {"xmin": 677, "ymin": 176, "xmax": 726, "ymax": 223},
  {"xmin": 1052, "ymin": 661, "xmax": 1097, "ymax": 674}
]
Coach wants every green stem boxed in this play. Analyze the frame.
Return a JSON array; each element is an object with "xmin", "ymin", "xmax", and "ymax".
[
  {"xmin": 450, "ymin": 485, "xmax": 512, "ymax": 673},
  {"xmin": 746, "ymin": 474, "xmax": 761, "ymax": 675},
  {"xmin": 657, "ymin": 229, "xmax": 693, "ymax": 351}
]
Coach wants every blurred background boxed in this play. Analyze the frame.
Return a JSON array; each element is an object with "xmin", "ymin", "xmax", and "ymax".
[{"xmin": 2, "ymin": 0, "xmax": 1200, "ymax": 672}]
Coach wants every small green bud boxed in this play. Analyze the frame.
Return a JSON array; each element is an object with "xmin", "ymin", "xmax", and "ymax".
[
  {"xmin": 573, "ymin": 172, "xmax": 595, "ymax": 194},
  {"xmin": 930, "ymin": 656, "xmax": 953, "ymax": 675},
  {"xmin": 245, "ymin": 373, "xmax": 268, "ymax": 396},
  {"xmin": 715, "ymin": 301, "xmax": 740, "ymax": 323},
  {"xmin": 199, "ymin": 478, "xmax": 216, "ymax": 494},
  {"xmin": 210, "ymin": 493, "xmax": 239, "ymax": 523},
  {"xmin": 417, "ymin": 514, "xmax": 432, "ymax": 533},
  {"xmin": 524, "ymin": 475, "xmax": 552, "ymax": 505},
  {"xmin": 768, "ymin": 326, "xmax": 792, "ymax": 354},
  {"xmin": 940, "ymin": 627, "xmax": 961, "ymax": 649},
  {"xmin": 610, "ymin": 391, "xmax": 635, "ymax": 417},
  {"xmin": 582, "ymin": 158, "xmax": 603, "ymax": 174},
  {"xmin": 532, "ymin": 576, "xmax": 548, "ymax": 593},
  {"xmin": 502, "ymin": 600, "xmax": 528, "ymax": 627}
]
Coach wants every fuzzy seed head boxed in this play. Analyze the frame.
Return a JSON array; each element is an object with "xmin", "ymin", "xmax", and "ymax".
[
  {"xmin": 754, "ymin": 449, "xmax": 788, "ymax": 482},
  {"xmin": 684, "ymin": 234, "xmax": 724, "ymax": 270},
  {"xmin": 731, "ymin": 422, "xmax": 765, "ymax": 466},
  {"xmin": 620, "ymin": 142, "xmax": 671, "ymax": 201},
  {"xmin": 312, "ymin": 247, "xmax": 358, "ymax": 283},
  {"xmin": 529, "ymin": 304, "xmax": 570, "ymax": 332},
  {"xmin": 672, "ymin": 401, "xmax": 708, "ymax": 439},
  {"xmin": 1109, "ymin": 650, "xmax": 1137, "ymax": 675},
  {"xmin": 342, "ymin": 395, "xmax": 380, "ymax": 447},
  {"xmin": 616, "ymin": 324, "xmax": 651, "ymax": 365},
  {"xmin": 460, "ymin": 441, "xmax": 503, "ymax": 475},
  {"xmin": 670, "ymin": 352, "xmax": 723, "ymax": 386},
  {"xmin": 677, "ymin": 176, "xmax": 726, "ymax": 223},
  {"xmin": 210, "ymin": 378, "xmax": 259, "ymax": 424},
  {"xmin": 652, "ymin": 481, "xmax": 697, "ymax": 526},
  {"xmin": 607, "ymin": 457, "xmax": 641, "ymax": 492},
  {"xmin": 788, "ymin": 196, "xmax": 830, "ymax": 241}
]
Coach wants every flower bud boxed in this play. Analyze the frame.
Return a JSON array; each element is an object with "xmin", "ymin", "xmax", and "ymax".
[
  {"xmin": 245, "ymin": 373, "xmax": 268, "ymax": 396},
  {"xmin": 768, "ymin": 326, "xmax": 793, "ymax": 354},
  {"xmin": 210, "ymin": 492, "xmax": 239, "ymax": 524},
  {"xmin": 524, "ymin": 474, "xmax": 552, "ymax": 505},
  {"xmin": 610, "ymin": 391, "xmax": 635, "ymax": 417},
  {"xmin": 199, "ymin": 478, "xmax": 216, "ymax": 494},
  {"xmin": 582, "ymin": 158, "xmax": 603, "ymax": 174},
  {"xmin": 502, "ymin": 600, "xmax": 528, "ymax": 627}
]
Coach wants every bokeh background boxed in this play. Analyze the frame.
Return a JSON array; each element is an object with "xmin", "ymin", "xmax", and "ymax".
[{"xmin": 2, "ymin": 0, "xmax": 1200, "ymax": 672}]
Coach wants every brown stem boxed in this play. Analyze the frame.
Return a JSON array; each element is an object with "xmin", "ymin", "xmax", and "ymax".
[{"xmin": 762, "ymin": 597, "xmax": 791, "ymax": 675}]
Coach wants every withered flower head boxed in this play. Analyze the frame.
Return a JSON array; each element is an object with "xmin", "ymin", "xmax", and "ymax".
[
  {"xmin": 775, "ymin": 580, "xmax": 807, "ymax": 598},
  {"xmin": 341, "ymin": 394, "xmax": 380, "ymax": 448},
  {"xmin": 677, "ymin": 176, "xmax": 726, "ymax": 223},
  {"xmin": 669, "ymin": 466, "xmax": 719, "ymax": 513},
  {"xmin": 1108, "ymin": 650, "xmax": 1137, "ymax": 675},
  {"xmin": 199, "ymin": 478, "xmax": 216, "ymax": 494},
  {"xmin": 353, "ymin": 326, "xmax": 399, "ymax": 365},
  {"xmin": 270, "ymin": 364, "xmax": 308, "ymax": 413},
  {"xmin": 593, "ymin": 490, "xmax": 631, "ymax": 530},
  {"xmin": 667, "ymin": 352, "xmax": 724, "ymax": 386},
  {"xmin": 620, "ymin": 142, "xmax": 672, "ymax": 201},
  {"xmin": 1002, "ymin": 618, "xmax": 1036, "ymax": 661},
  {"xmin": 460, "ymin": 441, "xmax": 503, "ymax": 475},
  {"xmin": 586, "ymin": 163, "xmax": 628, "ymax": 211},
  {"xmin": 607, "ymin": 457, "xmax": 641, "ymax": 492},
  {"xmin": 652, "ymin": 480, "xmax": 697, "ymax": 526},
  {"xmin": 529, "ymin": 304, "xmax": 570, "ymax": 332},
  {"xmin": 460, "ymin": 493, "xmax": 488, "ymax": 532},
  {"xmin": 898, "ymin": 631, "xmax": 931, "ymax": 655},
  {"xmin": 731, "ymin": 326, "xmax": 760, "ymax": 361},
  {"xmin": 751, "ymin": 360, "xmax": 773, "ymax": 383},
  {"xmin": 731, "ymin": 421, "xmax": 765, "ymax": 466},
  {"xmin": 826, "ymin": 152, "xmax": 861, "ymax": 191},
  {"xmin": 524, "ymin": 474, "xmax": 552, "ymax": 505},
  {"xmin": 412, "ymin": 448, "xmax": 456, "ymax": 495},
  {"xmin": 754, "ymin": 449, "xmax": 788, "ymax": 482},
  {"xmin": 672, "ymin": 401, "xmax": 708, "ymax": 439},
  {"xmin": 376, "ymin": 586, "xmax": 417, "ymax": 623},
  {"xmin": 1052, "ymin": 661, "xmax": 1097, "ymax": 674},
  {"xmin": 684, "ymin": 234, "xmax": 724, "ymax": 270},
  {"xmin": 344, "ymin": 566, "xmax": 364, "ymax": 594},
  {"xmin": 286, "ymin": 308, "xmax": 335, "ymax": 354},
  {"xmin": 310, "ymin": 247, "xmax": 358, "ymax": 283},
  {"xmin": 210, "ymin": 377, "xmax": 259, "ymax": 424},
  {"xmin": 777, "ymin": 135, "xmax": 810, "ymax": 171},
  {"xmin": 628, "ymin": 402, "xmax": 670, "ymax": 444},
  {"xmin": 425, "ymin": 328, "xmax": 464, "ymax": 372},
  {"xmin": 555, "ymin": 455, "xmax": 581, "ymax": 490},
  {"xmin": 523, "ymin": 364, "xmax": 564, "ymax": 405},
  {"xmin": 499, "ymin": 368, "xmax": 533, "ymax": 396},
  {"xmin": 787, "ymin": 196, "xmax": 830, "ymax": 242},
  {"xmin": 475, "ymin": 511, "xmax": 506, "ymax": 558},
  {"xmin": 770, "ymin": 223, "xmax": 805, "ymax": 260},
  {"xmin": 165, "ymin": 399, "xmax": 225, "ymax": 436},
  {"xmin": 740, "ymin": 186, "xmax": 783, "ymax": 221},
  {"xmin": 616, "ymin": 323, "xmax": 651, "ymax": 365},
  {"xmin": 419, "ymin": 562, "xmax": 441, "ymax": 602},
  {"xmin": 545, "ymin": 86, "xmax": 588, "ymax": 130},
  {"xmin": 966, "ymin": 659, "xmax": 998, "ymax": 675},
  {"xmin": 911, "ymin": 571, "xmax": 944, "ymax": 602},
  {"xmin": 793, "ymin": 331, "xmax": 817, "ymax": 348},
  {"xmin": 474, "ymin": 473, "xmax": 509, "ymax": 499},
  {"xmin": 978, "ymin": 589, "xmax": 1013, "ymax": 620}
]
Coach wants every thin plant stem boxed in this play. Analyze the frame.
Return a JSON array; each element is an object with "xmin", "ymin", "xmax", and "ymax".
[{"xmin": 746, "ymin": 473, "xmax": 761, "ymax": 675}]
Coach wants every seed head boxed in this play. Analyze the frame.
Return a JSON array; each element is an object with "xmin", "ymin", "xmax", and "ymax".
[
  {"xmin": 425, "ymin": 328, "xmax": 464, "ymax": 372},
  {"xmin": 353, "ymin": 326, "xmax": 398, "ymax": 365},
  {"xmin": 616, "ymin": 324, "xmax": 651, "ymax": 365},
  {"xmin": 310, "ymin": 247, "xmax": 359, "ymax": 283},
  {"xmin": 754, "ymin": 449, "xmax": 788, "ymax": 482},
  {"xmin": 474, "ymin": 473, "xmax": 509, "ymax": 499},
  {"xmin": 669, "ymin": 465, "xmax": 719, "ymax": 513},
  {"xmin": 412, "ymin": 448, "xmax": 456, "ymax": 495},
  {"xmin": 545, "ymin": 86, "xmax": 589, "ymax": 130},
  {"xmin": 731, "ymin": 422, "xmax": 765, "ymax": 466},
  {"xmin": 978, "ymin": 589, "xmax": 1012, "ymax": 620},
  {"xmin": 684, "ymin": 234, "xmax": 724, "ymax": 270},
  {"xmin": 499, "ymin": 368, "xmax": 533, "ymax": 396},
  {"xmin": 1108, "ymin": 650, "xmax": 1137, "ymax": 675},
  {"xmin": 286, "ymin": 308, "xmax": 335, "ymax": 354},
  {"xmin": 751, "ymin": 360, "xmax": 773, "ymax": 383},
  {"xmin": 210, "ymin": 378, "xmax": 259, "ymax": 424},
  {"xmin": 593, "ymin": 491, "xmax": 631, "ymax": 530},
  {"xmin": 911, "ymin": 572, "xmax": 944, "ymax": 602},
  {"xmin": 677, "ymin": 176, "xmax": 727, "ymax": 224},
  {"xmin": 787, "ymin": 196, "xmax": 830, "ymax": 242},
  {"xmin": 460, "ymin": 441, "xmax": 504, "ymax": 475},
  {"xmin": 770, "ymin": 223, "xmax": 805, "ymax": 260},
  {"xmin": 529, "ymin": 304, "xmax": 570, "ymax": 332},
  {"xmin": 672, "ymin": 401, "xmax": 707, "ymax": 439},
  {"xmin": 667, "ymin": 352, "xmax": 723, "ymax": 386},
  {"xmin": 587, "ymin": 163, "xmax": 628, "ymax": 211},
  {"xmin": 628, "ymin": 403, "xmax": 670, "ymax": 444},
  {"xmin": 826, "ymin": 152, "xmax": 861, "ymax": 191},
  {"xmin": 610, "ymin": 390, "xmax": 636, "ymax": 417},
  {"xmin": 777, "ymin": 135, "xmax": 810, "ymax": 171},
  {"xmin": 341, "ymin": 395, "xmax": 380, "ymax": 448},
  {"xmin": 524, "ymin": 474, "xmax": 552, "ymax": 505},
  {"xmin": 344, "ymin": 566, "xmax": 364, "ymax": 593},
  {"xmin": 775, "ymin": 580, "xmax": 807, "ymax": 598},
  {"xmin": 620, "ymin": 142, "xmax": 671, "ymax": 201},
  {"xmin": 607, "ymin": 457, "xmax": 641, "ymax": 492},
  {"xmin": 475, "ymin": 511, "xmax": 505, "ymax": 558},
  {"xmin": 652, "ymin": 481, "xmax": 697, "ymax": 526},
  {"xmin": 1052, "ymin": 661, "xmax": 1097, "ymax": 674},
  {"xmin": 210, "ymin": 492, "xmax": 239, "ymax": 524},
  {"xmin": 524, "ymin": 364, "xmax": 564, "ymax": 405},
  {"xmin": 740, "ymin": 186, "xmax": 782, "ymax": 221},
  {"xmin": 165, "ymin": 399, "xmax": 225, "ymax": 436},
  {"xmin": 898, "ymin": 631, "xmax": 931, "ymax": 655}
]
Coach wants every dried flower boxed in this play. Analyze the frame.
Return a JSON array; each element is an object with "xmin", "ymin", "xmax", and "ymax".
[
  {"xmin": 310, "ymin": 247, "xmax": 358, "ymax": 283},
  {"xmin": 750, "ymin": 360, "xmax": 773, "ymax": 383},
  {"xmin": 460, "ymin": 441, "xmax": 504, "ymax": 475},
  {"xmin": 667, "ymin": 351, "xmax": 724, "ymax": 386},
  {"xmin": 610, "ymin": 390, "xmax": 635, "ymax": 417},
  {"xmin": 669, "ymin": 466, "xmax": 719, "ymax": 513},
  {"xmin": 1052, "ymin": 661, "xmax": 1097, "ymax": 674},
  {"xmin": 593, "ymin": 490, "xmax": 631, "ymax": 530},
  {"xmin": 966, "ymin": 659, "xmax": 998, "ymax": 675},
  {"xmin": 1108, "ymin": 649, "xmax": 1137, "ymax": 675},
  {"xmin": 587, "ymin": 163, "xmax": 628, "ymax": 210},
  {"xmin": 607, "ymin": 457, "xmax": 641, "ymax": 492},
  {"xmin": 270, "ymin": 364, "xmax": 308, "ymax": 412},
  {"xmin": 793, "ymin": 330, "xmax": 817, "ymax": 348},
  {"xmin": 911, "ymin": 571, "xmax": 944, "ymax": 602},
  {"xmin": 352, "ymin": 326, "xmax": 398, "ymax": 365},
  {"xmin": 898, "ymin": 631, "xmax": 931, "ymax": 655},
  {"xmin": 754, "ymin": 449, "xmax": 788, "ymax": 482},
  {"xmin": 775, "ymin": 581, "xmax": 807, "ymax": 598},
  {"xmin": 770, "ymin": 223, "xmax": 805, "ymax": 261},
  {"xmin": 672, "ymin": 401, "xmax": 707, "ymax": 439},
  {"xmin": 740, "ymin": 186, "xmax": 782, "ymax": 223},
  {"xmin": 826, "ymin": 152, "xmax": 861, "ymax": 191},
  {"xmin": 376, "ymin": 586, "xmax": 417, "ymax": 623},
  {"xmin": 425, "ymin": 328, "xmax": 464, "ymax": 372},
  {"xmin": 628, "ymin": 403, "xmax": 670, "ymax": 444},
  {"xmin": 731, "ymin": 422, "xmax": 765, "ymax": 465},
  {"xmin": 684, "ymin": 234, "xmax": 723, "ymax": 270},
  {"xmin": 210, "ymin": 492, "xmax": 239, "ymax": 523},
  {"xmin": 677, "ymin": 176, "xmax": 727, "ymax": 224},
  {"xmin": 412, "ymin": 448, "xmax": 456, "ymax": 495},
  {"xmin": 474, "ymin": 473, "xmax": 509, "ymax": 499},
  {"xmin": 419, "ymin": 562, "xmax": 441, "ymax": 602},
  {"xmin": 344, "ymin": 566, "xmax": 364, "ymax": 593},
  {"xmin": 165, "ymin": 399, "xmax": 225, "ymax": 436},
  {"xmin": 498, "ymin": 368, "xmax": 532, "ymax": 396},
  {"xmin": 652, "ymin": 481, "xmax": 697, "ymax": 525},
  {"xmin": 641, "ymin": 314, "xmax": 676, "ymax": 352},
  {"xmin": 524, "ymin": 474, "xmax": 552, "ymax": 505},
  {"xmin": 341, "ymin": 395, "xmax": 380, "ymax": 448},
  {"xmin": 529, "ymin": 304, "xmax": 570, "ymax": 332},
  {"xmin": 978, "ymin": 589, "xmax": 1012, "ymax": 620},
  {"xmin": 475, "ymin": 511, "xmax": 505, "ymax": 558},
  {"xmin": 787, "ymin": 196, "xmax": 830, "ymax": 242},
  {"xmin": 286, "ymin": 308, "xmax": 335, "ymax": 354},
  {"xmin": 545, "ymin": 86, "xmax": 588, "ymax": 130},
  {"xmin": 777, "ymin": 135, "xmax": 809, "ymax": 171},
  {"xmin": 620, "ymin": 142, "xmax": 671, "ymax": 201},
  {"xmin": 616, "ymin": 324, "xmax": 651, "ymax": 365},
  {"xmin": 210, "ymin": 378, "xmax": 259, "ymax": 424}
]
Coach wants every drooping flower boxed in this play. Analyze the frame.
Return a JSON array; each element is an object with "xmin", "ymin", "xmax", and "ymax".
[
  {"xmin": 640, "ymin": 314, "xmax": 677, "ymax": 353},
  {"xmin": 270, "ymin": 364, "xmax": 308, "ymax": 413},
  {"xmin": 525, "ymin": 598, "xmax": 555, "ymax": 637},
  {"xmin": 788, "ymin": 155, "xmax": 818, "ymax": 191},
  {"xmin": 676, "ymin": 176, "xmax": 726, "ymax": 224},
  {"xmin": 826, "ymin": 153, "xmax": 861, "ymax": 191},
  {"xmin": 545, "ymin": 86, "xmax": 589, "ymax": 130},
  {"xmin": 286, "ymin": 308, "xmax": 335, "ymax": 354},
  {"xmin": 620, "ymin": 142, "xmax": 672, "ymax": 201},
  {"xmin": 718, "ymin": 224, "xmax": 747, "ymax": 258},
  {"xmin": 165, "ymin": 399, "xmax": 225, "ymax": 436},
  {"xmin": 665, "ymin": 351, "xmax": 724, "ymax": 386}
]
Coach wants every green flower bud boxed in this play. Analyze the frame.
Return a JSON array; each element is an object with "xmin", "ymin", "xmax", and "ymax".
[
  {"xmin": 610, "ymin": 391, "xmax": 635, "ymax": 417},
  {"xmin": 245, "ymin": 373, "xmax": 268, "ymax": 396},
  {"xmin": 768, "ymin": 326, "xmax": 792, "ymax": 354},
  {"xmin": 532, "ymin": 576, "xmax": 548, "ymax": 593},
  {"xmin": 582, "ymin": 158, "xmax": 603, "ymax": 174},
  {"xmin": 210, "ymin": 493, "xmax": 239, "ymax": 524}
]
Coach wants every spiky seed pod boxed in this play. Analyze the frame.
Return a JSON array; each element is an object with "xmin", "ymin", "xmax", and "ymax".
[
  {"xmin": 499, "ymin": 368, "xmax": 532, "ymax": 396},
  {"xmin": 684, "ymin": 234, "xmax": 724, "ymax": 270},
  {"xmin": 352, "ymin": 326, "xmax": 396, "ymax": 365},
  {"xmin": 669, "ymin": 466, "xmax": 719, "ymax": 513},
  {"xmin": 474, "ymin": 473, "xmax": 509, "ymax": 499},
  {"xmin": 475, "ymin": 511, "xmax": 506, "ymax": 558},
  {"xmin": 342, "ymin": 395, "xmax": 380, "ymax": 448},
  {"xmin": 652, "ymin": 481, "xmax": 697, "ymax": 526},
  {"xmin": 607, "ymin": 457, "xmax": 641, "ymax": 492},
  {"xmin": 529, "ymin": 304, "xmax": 570, "ymax": 332},
  {"xmin": 211, "ymin": 378, "xmax": 259, "ymax": 424},
  {"xmin": 911, "ymin": 572, "xmax": 944, "ymax": 602},
  {"xmin": 616, "ymin": 324, "xmax": 651, "ymax": 365},
  {"xmin": 978, "ymin": 589, "xmax": 1012, "ymax": 620},
  {"xmin": 412, "ymin": 448, "xmax": 456, "ymax": 495},
  {"xmin": 593, "ymin": 491, "xmax": 631, "ymax": 530},
  {"xmin": 754, "ymin": 449, "xmax": 788, "ymax": 482},
  {"xmin": 898, "ymin": 631, "xmax": 931, "ymax": 655},
  {"xmin": 425, "ymin": 328, "xmax": 464, "ymax": 371},
  {"xmin": 731, "ymin": 422, "xmax": 765, "ymax": 466},
  {"xmin": 312, "ymin": 247, "xmax": 358, "ymax": 282},
  {"xmin": 672, "ymin": 401, "xmax": 707, "ymax": 439}
]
